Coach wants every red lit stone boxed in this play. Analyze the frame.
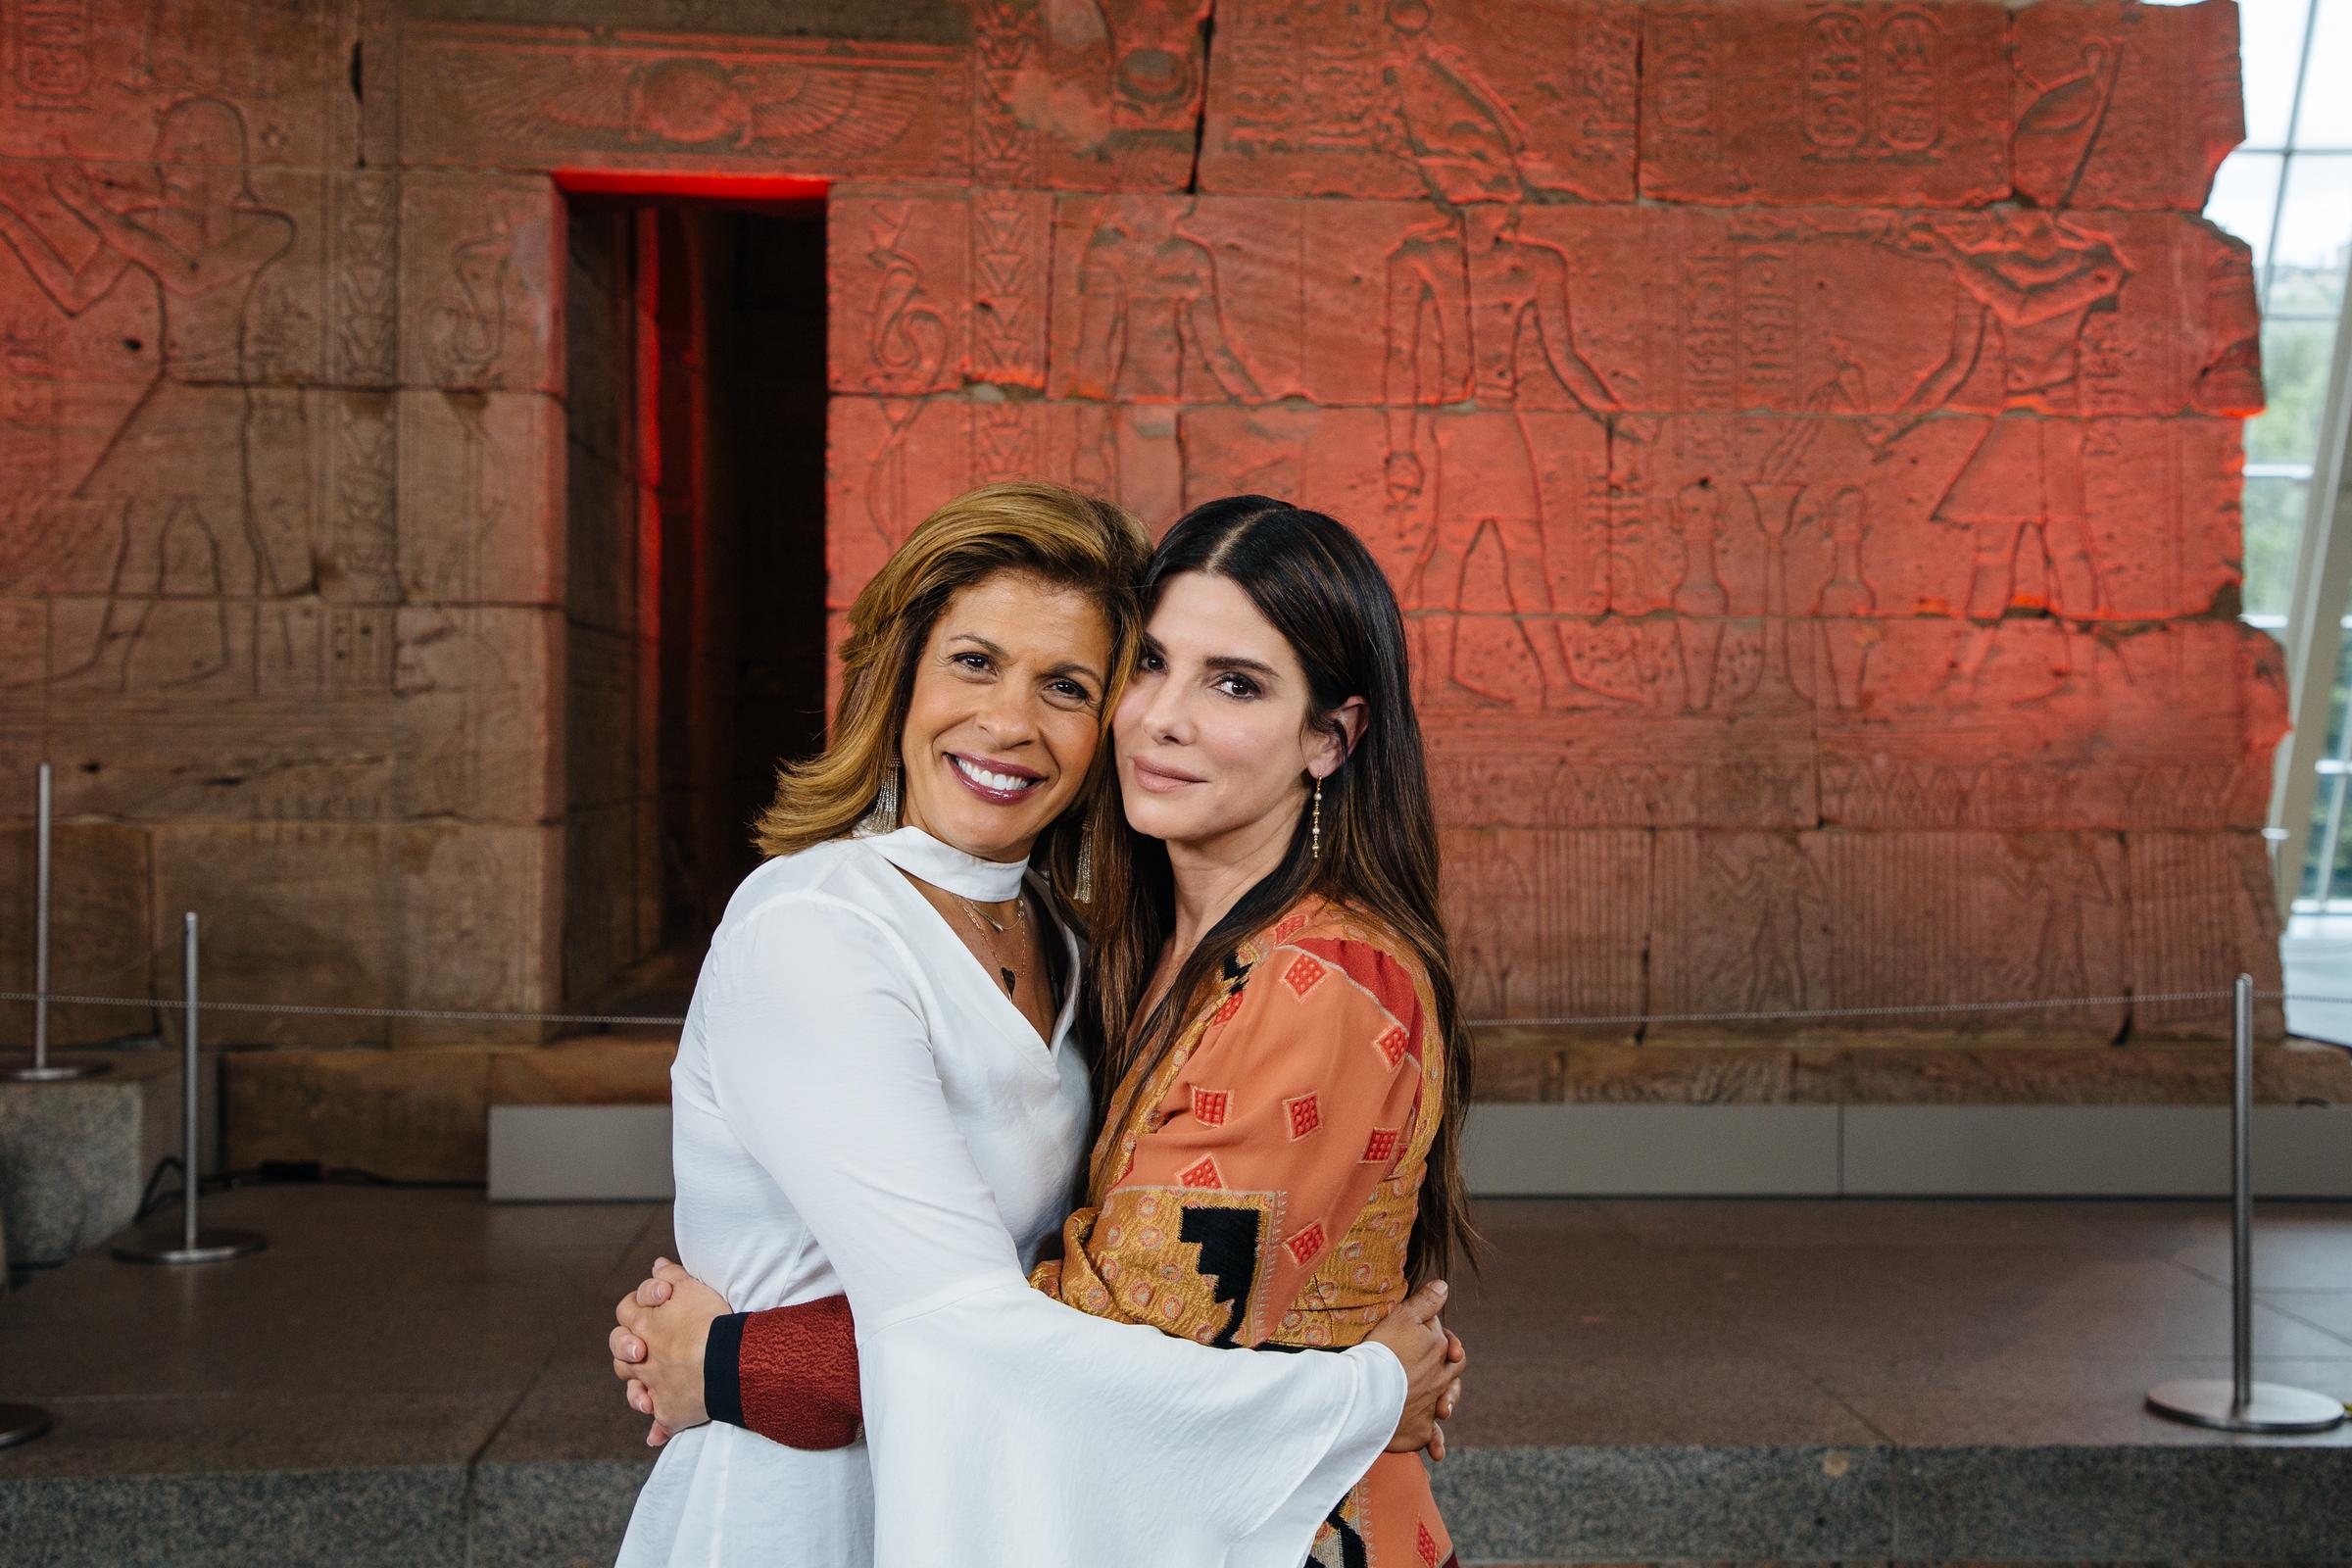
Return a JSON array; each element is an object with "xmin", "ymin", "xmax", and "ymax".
[
  {"xmin": 1199, "ymin": 0, "xmax": 1639, "ymax": 203},
  {"xmin": 1641, "ymin": 0, "xmax": 2013, "ymax": 208},
  {"xmin": 2012, "ymin": 0, "xmax": 2244, "ymax": 213}
]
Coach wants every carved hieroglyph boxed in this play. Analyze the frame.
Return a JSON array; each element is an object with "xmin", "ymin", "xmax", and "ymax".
[{"xmin": 0, "ymin": 0, "xmax": 2285, "ymax": 1058}]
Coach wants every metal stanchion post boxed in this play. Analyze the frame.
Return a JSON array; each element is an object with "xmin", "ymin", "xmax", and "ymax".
[
  {"xmin": 0, "ymin": 1402, "xmax": 51, "ymax": 1449},
  {"xmin": 7, "ymin": 764, "xmax": 106, "ymax": 1083},
  {"xmin": 110, "ymin": 913, "xmax": 264, "ymax": 1266},
  {"xmin": 2147, "ymin": 973, "xmax": 2345, "ymax": 1433}
]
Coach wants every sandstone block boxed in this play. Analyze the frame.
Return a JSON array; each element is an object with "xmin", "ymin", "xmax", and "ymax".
[
  {"xmin": 150, "ymin": 821, "xmax": 399, "ymax": 1048},
  {"xmin": 1641, "ymin": 0, "xmax": 2012, "ymax": 207},
  {"xmin": 397, "ymin": 390, "xmax": 564, "ymax": 606},
  {"xmin": 1649, "ymin": 830, "xmax": 2132, "ymax": 1039},
  {"xmin": 1179, "ymin": 405, "xmax": 1611, "ymax": 625},
  {"xmin": 394, "ymin": 604, "xmax": 564, "ymax": 823},
  {"xmin": 829, "ymin": 187, "xmax": 1052, "ymax": 395},
  {"xmin": 0, "ymin": 820, "xmax": 155, "ymax": 1047},
  {"xmin": 1819, "ymin": 618, "xmax": 2286, "ymax": 832},
  {"xmin": 486, "ymin": 1039, "xmax": 674, "ymax": 1105},
  {"xmin": 1421, "ymin": 704, "xmax": 1820, "ymax": 832},
  {"xmin": 399, "ymin": 172, "xmax": 563, "ymax": 395},
  {"xmin": 827, "ymin": 395, "xmax": 1195, "ymax": 601},
  {"xmin": 0, "ymin": 157, "xmax": 318, "ymax": 391},
  {"xmin": 1442, "ymin": 827, "xmax": 1647, "ymax": 1030},
  {"xmin": 41, "ymin": 688, "xmax": 408, "ymax": 822},
  {"xmin": 1027, "ymin": 201, "xmax": 2254, "ymax": 425},
  {"xmin": 1047, "ymin": 195, "xmax": 1306, "ymax": 406},
  {"xmin": 1552, "ymin": 1042, "xmax": 1807, "ymax": 1103},
  {"xmin": 224, "ymin": 1046, "xmax": 493, "ymax": 1182},
  {"xmin": 968, "ymin": 0, "xmax": 1203, "ymax": 190},
  {"xmin": 398, "ymin": 20, "xmax": 967, "ymax": 181},
  {"xmin": 0, "ymin": 0, "xmax": 358, "ymax": 169},
  {"xmin": 318, "ymin": 390, "xmax": 402, "ymax": 604},
  {"xmin": 1604, "ymin": 414, "xmax": 2249, "ymax": 623},
  {"xmin": 2013, "ymin": 0, "xmax": 2243, "ymax": 212},
  {"xmin": 2126, "ymin": 830, "xmax": 2284, "ymax": 1039},
  {"xmin": 323, "ymin": 170, "xmax": 403, "ymax": 388},
  {"xmin": 393, "ymin": 823, "xmax": 562, "ymax": 1046},
  {"xmin": 1199, "ymin": 0, "xmax": 1639, "ymax": 202}
]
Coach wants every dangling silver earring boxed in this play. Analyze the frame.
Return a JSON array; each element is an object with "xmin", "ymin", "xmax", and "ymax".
[
  {"xmin": 858, "ymin": 757, "xmax": 901, "ymax": 836},
  {"xmin": 1310, "ymin": 777, "xmax": 1323, "ymax": 860},
  {"xmin": 1073, "ymin": 834, "xmax": 1094, "ymax": 903}
]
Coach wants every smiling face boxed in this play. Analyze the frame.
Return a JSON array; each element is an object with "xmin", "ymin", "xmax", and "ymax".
[
  {"xmin": 896, "ymin": 571, "xmax": 1113, "ymax": 865},
  {"xmin": 1114, "ymin": 571, "xmax": 1350, "ymax": 857}
]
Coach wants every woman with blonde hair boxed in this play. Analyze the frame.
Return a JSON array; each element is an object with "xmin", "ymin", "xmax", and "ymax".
[{"xmin": 612, "ymin": 481, "xmax": 1457, "ymax": 1568}]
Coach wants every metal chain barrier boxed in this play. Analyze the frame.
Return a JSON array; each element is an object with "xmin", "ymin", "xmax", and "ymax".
[{"xmin": 6, "ymin": 984, "xmax": 2349, "ymax": 1030}]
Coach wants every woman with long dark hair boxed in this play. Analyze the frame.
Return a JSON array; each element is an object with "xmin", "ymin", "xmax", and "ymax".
[{"xmin": 615, "ymin": 496, "xmax": 1478, "ymax": 1565}]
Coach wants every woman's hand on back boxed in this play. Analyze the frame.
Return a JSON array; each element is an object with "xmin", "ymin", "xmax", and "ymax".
[
  {"xmin": 610, "ymin": 1257, "xmax": 734, "ymax": 1446},
  {"xmin": 1365, "ymin": 1279, "xmax": 1467, "ymax": 1461}
]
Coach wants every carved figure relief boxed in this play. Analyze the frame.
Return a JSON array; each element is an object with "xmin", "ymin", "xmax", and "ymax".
[
  {"xmin": 0, "ymin": 97, "xmax": 296, "ymax": 690},
  {"xmin": 1383, "ymin": 172, "xmax": 1619, "ymax": 708},
  {"xmin": 1071, "ymin": 201, "xmax": 1258, "ymax": 523},
  {"xmin": 860, "ymin": 205, "xmax": 951, "ymax": 551},
  {"xmin": 401, "ymin": 24, "xmax": 963, "ymax": 175},
  {"xmin": 1871, "ymin": 204, "xmax": 2129, "ymax": 700}
]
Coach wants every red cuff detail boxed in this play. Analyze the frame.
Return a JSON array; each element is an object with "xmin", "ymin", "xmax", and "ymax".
[{"xmin": 739, "ymin": 1294, "xmax": 863, "ymax": 1450}]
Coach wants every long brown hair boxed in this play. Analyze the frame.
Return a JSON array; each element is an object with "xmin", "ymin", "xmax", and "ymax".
[
  {"xmin": 753, "ymin": 481, "xmax": 1151, "ymax": 911},
  {"xmin": 1085, "ymin": 495, "xmax": 1479, "ymax": 1284}
]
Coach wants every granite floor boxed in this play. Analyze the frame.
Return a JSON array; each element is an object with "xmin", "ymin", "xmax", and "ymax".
[{"xmin": 2, "ymin": 1188, "xmax": 2350, "ymax": 1566}]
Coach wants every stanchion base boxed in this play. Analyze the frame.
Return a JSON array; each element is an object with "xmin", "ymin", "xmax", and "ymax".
[
  {"xmin": 111, "ymin": 1227, "xmax": 267, "ymax": 1266},
  {"xmin": 0, "ymin": 1402, "xmax": 52, "ymax": 1449},
  {"xmin": 2147, "ymin": 1379, "xmax": 2347, "ymax": 1433},
  {"xmin": 3, "ymin": 1061, "xmax": 110, "ymax": 1082}
]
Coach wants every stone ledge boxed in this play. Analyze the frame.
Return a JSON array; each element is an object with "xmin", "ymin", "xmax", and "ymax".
[
  {"xmin": 221, "ymin": 1035, "xmax": 2352, "ymax": 1186},
  {"xmin": 1484, "ymin": 1034, "xmax": 2352, "ymax": 1106}
]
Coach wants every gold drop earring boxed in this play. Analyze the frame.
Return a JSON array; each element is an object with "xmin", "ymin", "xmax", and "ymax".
[{"xmin": 1311, "ymin": 777, "xmax": 1323, "ymax": 860}]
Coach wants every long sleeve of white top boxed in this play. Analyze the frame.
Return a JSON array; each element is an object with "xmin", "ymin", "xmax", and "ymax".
[{"xmin": 698, "ymin": 892, "xmax": 1406, "ymax": 1567}]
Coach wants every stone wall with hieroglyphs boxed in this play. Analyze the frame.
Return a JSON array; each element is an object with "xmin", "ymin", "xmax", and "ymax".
[{"xmin": 0, "ymin": 0, "xmax": 2287, "ymax": 1086}]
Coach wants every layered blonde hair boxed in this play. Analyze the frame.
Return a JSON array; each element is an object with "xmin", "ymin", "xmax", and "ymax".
[{"xmin": 753, "ymin": 481, "xmax": 1151, "ymax": 908}]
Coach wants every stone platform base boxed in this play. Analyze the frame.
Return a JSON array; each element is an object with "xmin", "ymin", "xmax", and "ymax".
[{"xmin": 223, "ymin": 1033, "xmax": 2352, "ymax": 1187}]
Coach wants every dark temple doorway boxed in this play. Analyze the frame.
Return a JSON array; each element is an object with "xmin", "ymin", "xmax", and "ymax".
[{"xmin": 560, "ymin": 195, "xmax": 829, "ymax": 1014}]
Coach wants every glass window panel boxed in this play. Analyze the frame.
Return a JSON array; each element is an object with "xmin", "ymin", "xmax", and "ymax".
[
  {"xmin": 2326, "ymin": 627, "xmax": 2352, "ymax": 756},
  {"xmin": 2300, "ymin": 772, "xmax": 2338, "ymax": 899},
  {"xmin": 2208, "ymin": 151, "xmax": 2284, "ymax": 276},
  {"xmin": 2268, "ymin": 153, "xmax": 2352, "ymax": 315},
  {"xmin": 2295, "ymin": 0, "xmax": 2352, "ymax": 148},
  {"xmin": 2298, "ymin": 636, "xmax": 2352, "ymax": 900},
  {"xmin": 2246, "ymin": 319, "xmax": 2337, "ymax": 464},
  {"xmin": 2238, "ymin": 0, "xmax": 2316, "ymax": 148},
  {"xmin": 2242, "ymin": 475, "xmax": 2311, "ymax": 621}
]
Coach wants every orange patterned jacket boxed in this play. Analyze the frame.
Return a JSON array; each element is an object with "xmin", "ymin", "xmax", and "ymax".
[{"xmin": 705, "ymin": 895, "xmax": 1455, "ymax": 1568}]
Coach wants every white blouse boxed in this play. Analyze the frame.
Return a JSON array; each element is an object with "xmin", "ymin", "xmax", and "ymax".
[{"xmin": 615, "ymin": 827, "xmax": 1405, "ymax": 1568}]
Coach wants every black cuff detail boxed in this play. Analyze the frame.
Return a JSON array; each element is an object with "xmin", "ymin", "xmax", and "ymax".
[{"xmin": 704, "ymin": 1311, "xmax": 748, "ymax": 1429}]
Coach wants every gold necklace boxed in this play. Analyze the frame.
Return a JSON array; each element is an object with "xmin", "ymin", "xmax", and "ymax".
[{"xmin": 952, "ymin": 890, "xmax": 1027, "ymax": 997}]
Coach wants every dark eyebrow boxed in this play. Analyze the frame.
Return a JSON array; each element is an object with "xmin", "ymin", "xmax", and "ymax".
[
  {"xmin": 1137, "ymin": 633, "xmax": 1279, "ymax": 681},
  {"xmin": 948, "ymin": 633, "xmax": 1102, "ymax": 688},
  {"xmin": 1044, "ymin": 659, "xmax": 1105, "ymax": 687},
  {"xmin": 944, "ymin": 632, "xmax": 1007, "ymax": 659}
]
